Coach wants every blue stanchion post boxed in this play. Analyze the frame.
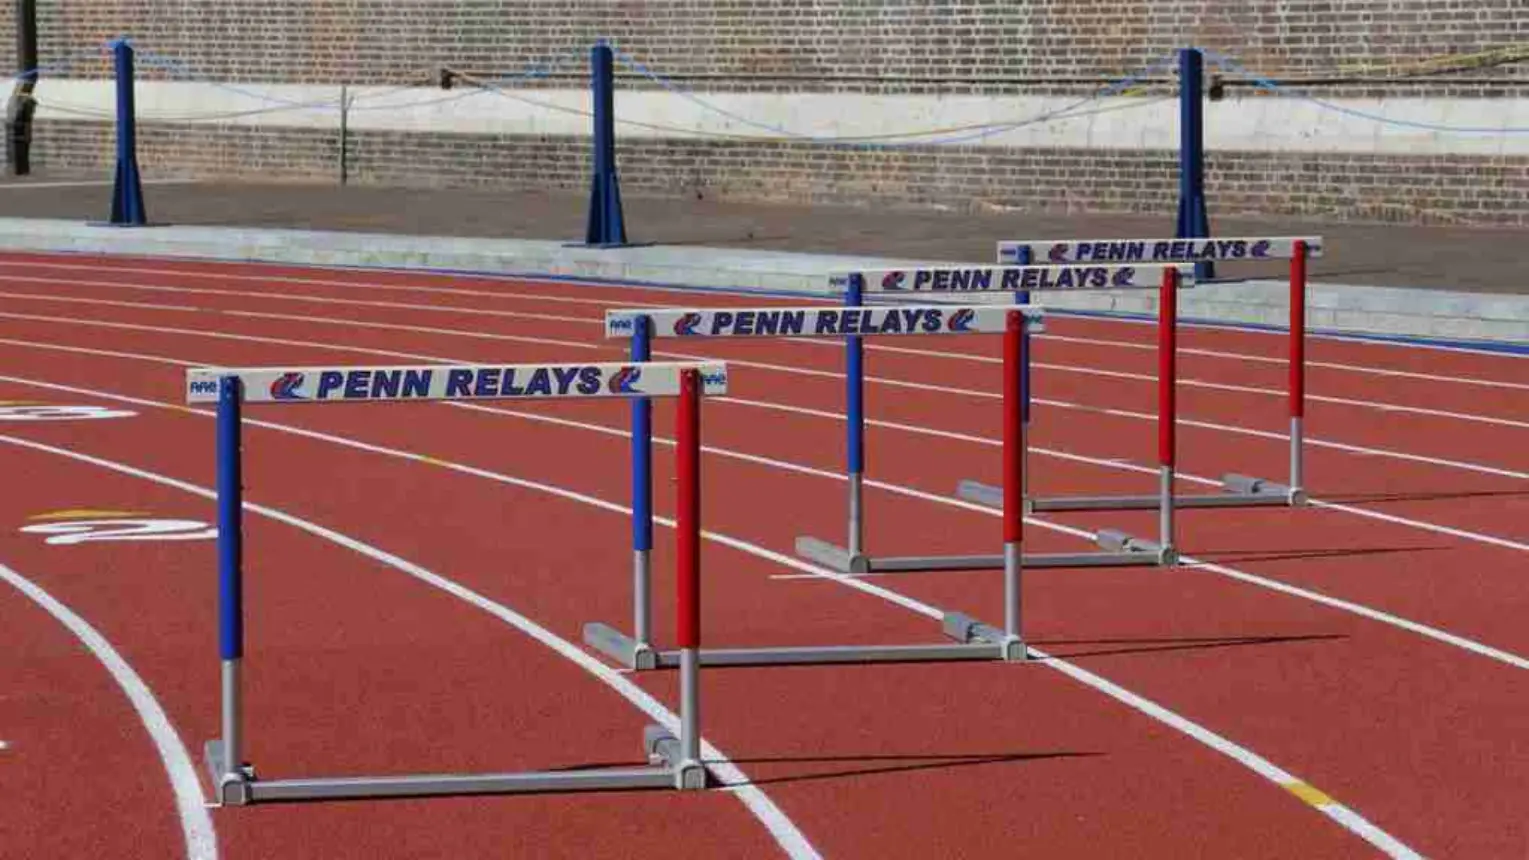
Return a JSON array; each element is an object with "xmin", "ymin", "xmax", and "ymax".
[
  {"xmin": 584, "ymin": 40, "xmax": 628, "ymax": 247},
  {"xmin": 108, "ymin": 39, "xmax": 147, "ymax": 227},
  {"xmin": 845, "ymin": 273, "xmax": 865, "ymax": 556},
  {"xmin": 1175, "ymin": 47, "xmax": 1213, "ymax": 281},
  {"xmin": 630, "ymin": 315, "xmax": 653, "ymax": 648},
  {"xmin": 215, "ymin": 375, "xmax": 244, "ymax": 781}
]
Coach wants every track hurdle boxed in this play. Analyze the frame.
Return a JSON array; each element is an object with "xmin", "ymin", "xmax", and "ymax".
[
  {"xmin": 187, "ymin": 359, "xmax": 726, "ymax": 804},
  {"xmin": 993, "ymin": 236, "xmax": 1323, "ymax": 511},
  {"xmin": 585, "ymin": 304, "xmax": 1039, "ymax": 669},
  {"xmin": 794, "ymin": 263, "xmax": 1194, "ymax": 576}
]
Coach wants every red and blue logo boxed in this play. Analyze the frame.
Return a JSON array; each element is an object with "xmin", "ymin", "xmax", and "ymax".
[
  {"xmin": 270, "ymin": 372, "xmax": 306, "ymax": 400},
  {"xmin": 674, "ymin": 312, "xmax": 704, "ymax": 336},
  {"xmin": 881, "ymin": 271, "xmax": 907, "ymax": 291},
  {"xmin": 946, "ymin": 308, "xmax": 976, "ymax": 332},
  {"xmin": 1111, "ymin": 267, "xmax": 1137, "ymax": 287},
  {"xmin": 1048, "ymin": 243, "xmax": 1070, "ymax": 263},
  {"xmin": 608, "ymin": 366, "xmax": 643, "ymax": 394}
]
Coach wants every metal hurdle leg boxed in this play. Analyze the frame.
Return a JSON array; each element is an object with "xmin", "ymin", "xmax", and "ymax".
[
  {"xmin": 795, "ymin": 280, "xmax": 1162, "ymax": 575},
  {"xmin": 207, "ymin": 372, "xmax": 706, "ymax": 805}
]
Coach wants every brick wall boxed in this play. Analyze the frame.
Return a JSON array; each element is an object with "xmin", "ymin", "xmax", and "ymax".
[
  {"xmin": 13, "ymin": 2, "xmax": 1529, "ymax": 226},
  {"xmin": 25, "ymin": 0, "xmax": 1529, "ymax": 94},
  {"xmin": 33, "ymin": 118, "xmax": 1529, "ymax": 227}
]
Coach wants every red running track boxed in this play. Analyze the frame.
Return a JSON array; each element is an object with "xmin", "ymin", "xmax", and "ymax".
[{"xmin": 0, "ymin": 252, "xmax": 1525, "ymax": 859}]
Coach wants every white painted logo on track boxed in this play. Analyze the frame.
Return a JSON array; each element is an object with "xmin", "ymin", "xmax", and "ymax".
[
  {"xmin": 20, "ymin": 510, "xmax": 215, "ymax": 545},
  {"xmin": 0, "ymin": 403, "xmax": 137, "ymax": 421}
]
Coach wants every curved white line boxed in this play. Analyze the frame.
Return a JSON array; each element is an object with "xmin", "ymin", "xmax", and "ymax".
[
  {"xmin": 806, "ymin": 338, "xmax": 1529, "ymax": 430},
  {"xmin": 0, "ymin": 559, "xmax": 218, "ymax": 860},
  {"xmin": 4, "ymin": 328, "xmax": 1523, "ymax": 557},
  {"xmin": 0, "ymin": 435, "xmax": 820, "ymax": 860},
  {"xmin": 3, "ymin": 304, "xmax": 1525, "ymax": 484},
  {"xmin": 5, "ymin": 274, "xmax": 1526, "ymax": 428},
  {"xmin": 0, "ymin": 407, "xmax": 1417, "ymax": 859},
  {"xmin": 1033, "ymin": 332, "xmax": 1529, "ymax": 391},
  {"xmin": 0, "ymin": 255, "xmax": 1522, "ymax": 372}
]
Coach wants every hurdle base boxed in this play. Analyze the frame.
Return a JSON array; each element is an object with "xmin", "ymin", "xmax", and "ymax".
[
  {"xmin": 795, "ymin": 533, "xmax": 1161, "ymax": 573},
  {"xmin": 1026, "ymin": 472, "xmax": 1304, "ymax": 512},
  {"xmin": 955, "ymin": 481, "xmax": 1176, "ymax": 565},
  {"xmin": 619, "ymin": 611, "xmax": 1026, "ymax": 668},
  {"xmin": 204, "ymin": 729, "xmax": 696, "ymax": 804},
  {"xmin": 204, "ymin": 740, "xmax": 256, "ymax": 806},
  {"xmin": 582, "ymin": 622, "xmax": 660, "ymax": 670}
]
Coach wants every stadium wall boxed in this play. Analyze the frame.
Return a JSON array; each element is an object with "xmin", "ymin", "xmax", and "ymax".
[{"xmin": 3, "ymin": 1, "xmax": 1527, "ymax": 226}]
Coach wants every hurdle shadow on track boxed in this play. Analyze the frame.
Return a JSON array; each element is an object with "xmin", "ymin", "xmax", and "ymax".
[
  {"xmin": 700, "ymin": 751, "xmax": 1102, "ymax": 787},
  {"xmin": 1183, "ymin": 545, "xmax": 1452, "ymax": 565},
  {"xmin": 545, "ymin": 752, "xmax": 1096, "ymax": 785},
  {"xmin": 1028, "ymin": 633, "xmax": 1347, "ymax": 662}
]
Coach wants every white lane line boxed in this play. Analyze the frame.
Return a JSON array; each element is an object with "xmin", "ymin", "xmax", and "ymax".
[
  {"xmin": 1033, "ymin": 332, "xmax": 1529, "ymax": 391},
  {"xmin": 444, "ymin": 398, "xmax": 1529, "ymax": 672},
  {"xmin": 4, "ymin": 274, "xmax": 1525, "ymax": 427},
  {"xmin": 0, "ymin": 254, "xmax": 1521, "ymax": 373},
  {"xmin": 0, "ymin": 434, "xmax": 821, "ymax": 860},
  {"xmin": 0, "ymin": 401, "xmax": 1419, "ymax": 858},
  {"xmin": 3, "ymin": 304, "xmax": 1526, "ymax": 485},
  {"xmin": 791, "ymin": 338, "xmax": 1529, "ymax": 430},
  {"xmin": 0, "ymin": 559, "xmax": 218, "ymax": 860},
  {"xmin": 656, "ymin": 346, "xmax": 1529, "ymax": 483},
  {"xmin": 1, "ymin": 329, "xmax": 1523, "ymax": 558},
  {"xmin": 4, "ymin": 360, "xmax": 1526, "ymax": 677},
  {"xmin": 0, "ymin": 260, "xmax": 673, "ymax": 310}
]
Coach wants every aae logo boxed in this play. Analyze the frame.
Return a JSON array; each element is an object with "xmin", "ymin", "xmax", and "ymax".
[
  {"xmin": 608, "ymin": 316, "xmax": 636, "ymax": 334},
  {"xmin": 188, "ymin": 379, "xmax": 219, "ymax": 397},
  {"xmin": 881, "ymin": 271, "xmax": 907, "ymax": 291},
  {"xmin": 270, "ymin": 372, "xmax": 306, "ymax": 400},
  {"xmin": 673, "ymin": 313, "xmax": 704, "ymax": 336},
  {"xmin": 608, "ymin": 366, "xmax": 643, "ymax": 394},
  {"xmin": 701, "ymin": 369, "xmax": 728, "ymax": 389}
]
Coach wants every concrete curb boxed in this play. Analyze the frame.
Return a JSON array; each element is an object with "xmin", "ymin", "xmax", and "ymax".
[{"xmin": 0, "ymin": 217, "xmax": 1524, "ymax": 346}]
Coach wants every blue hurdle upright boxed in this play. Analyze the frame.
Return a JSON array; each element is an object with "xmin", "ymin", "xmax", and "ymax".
[
  {"xmin": 584, "ymin": 303, "xmax": 1040, "ymax": 669},
  {"xmin": 189, "ymin": 359, "xmax": 726, "ymax": 804},
  {"xmin": 795, "ymin": 262, "xmax": 1195, "ymax": 575},
  {"xmin": 986, "ymin": 236, "xmax": 1324, "ymax": 513}
]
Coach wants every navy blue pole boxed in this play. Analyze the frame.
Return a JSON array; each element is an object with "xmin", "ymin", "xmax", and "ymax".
[
  {"xmin": 846, "ymin": 274, "xmax": 865, "ymax": 476},
  {"xmin": 584, "ymin": 40, "xmax": 627, "ymax": 246},
  {"xmin": 217, "ymin": 376, "xmax": 243, "ymax": 662},
  {"xmin": 1175, "ymin": 47, "xmax": 1213, "ymax": 280},
  {"xmin": 631, "ymin": 316, "xmax": 652, "ymax": 552},
  {"xmin": 1012, "ymin": 246, "xmax": 1033, "ymax": 425},
  {"xmin": 109, "ymin": 39, "xmax": 147, "ymax": 227}
]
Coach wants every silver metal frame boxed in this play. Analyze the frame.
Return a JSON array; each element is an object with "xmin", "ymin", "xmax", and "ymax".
[
  {"xmin": 1025, "ymin": 471, "xmax": 1306, "ymax": 512},
  {"xmin": 586, "ymin": 608, "xmax": 1025, "ymax": 670},
  {"xmin": 584, "ymin": 513, "xmax": 1032, "ymax": 671},
  {"xmin": 208, "ymin": 574, "xmax": 705, "ymax": 805}
]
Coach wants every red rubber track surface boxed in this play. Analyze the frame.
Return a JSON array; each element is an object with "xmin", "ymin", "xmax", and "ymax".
[{"xmin": 0, "ymin": 252, "xmax": 1524, "ymax": 859}]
